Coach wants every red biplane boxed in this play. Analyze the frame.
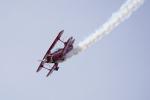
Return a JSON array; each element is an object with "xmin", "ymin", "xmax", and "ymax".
[{"xmin": 37, "ymin": 30, "xmax": 75, "ymax": 77}]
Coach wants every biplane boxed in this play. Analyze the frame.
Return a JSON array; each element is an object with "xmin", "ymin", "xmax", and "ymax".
[{"xmin": 36, "ymin": 30, "xmax": 75, "ymax": 77}]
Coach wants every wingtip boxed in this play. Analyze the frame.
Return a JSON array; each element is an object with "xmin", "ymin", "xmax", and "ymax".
[
  {"xmin": 46, "ymin": 70, "xmax": 52, "ymax": 77},
  {"xmin": 61, "ymin": 30, "xmax": 64, "ymax": 33},
  {"xmin": 46, "ymin": 73, "xmax": 51, "ymax": 77},
  {"xmin": 36, "ymin": 65, "xmax": 43, "ymax": 72}
]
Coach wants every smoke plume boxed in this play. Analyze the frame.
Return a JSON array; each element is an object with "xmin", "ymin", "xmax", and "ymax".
[{"xmin": 66, "ymin": 0, "xmax": 144, "ymax": 59}]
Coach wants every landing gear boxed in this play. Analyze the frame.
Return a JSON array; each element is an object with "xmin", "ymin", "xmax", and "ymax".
[{"xmin": 54, "ymin": 67, "xmax": 59, "ymax": 71}]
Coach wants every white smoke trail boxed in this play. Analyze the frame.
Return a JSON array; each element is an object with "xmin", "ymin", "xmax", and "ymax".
[{"xmin": 66, "ymin": 0, "xmax": 144, "ymax": 58}]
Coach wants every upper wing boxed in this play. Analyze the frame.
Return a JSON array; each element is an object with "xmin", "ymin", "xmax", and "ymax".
[
  {"xmin": 43, "ymin": 30, "xmax": 64, "ymax": 58},
  {"xmin": 37, "ymin": 30, "xmax": 64, "ymax": 72},
  {"xmin": 43, "ymin": 30, "xmax": 64, "ymax": 59},
  {"xmin": 48, "ymin": 30, "xmax": 64, "ymax": 53}
]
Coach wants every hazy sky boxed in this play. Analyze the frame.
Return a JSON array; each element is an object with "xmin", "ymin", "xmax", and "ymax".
[{"xmin": 0, "ymin": 0, "xmax": 149, "ymax": 100}]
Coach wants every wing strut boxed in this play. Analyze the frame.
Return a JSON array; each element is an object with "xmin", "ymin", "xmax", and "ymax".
[{"xmin": 46, "ymin": 63, "xmax": 58, "ymax": 77}]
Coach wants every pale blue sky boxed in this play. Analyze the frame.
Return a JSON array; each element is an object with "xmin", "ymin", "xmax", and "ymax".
[{"xmin": 0, "ymin": 0, "xmax": 149, "ymax": 100}]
